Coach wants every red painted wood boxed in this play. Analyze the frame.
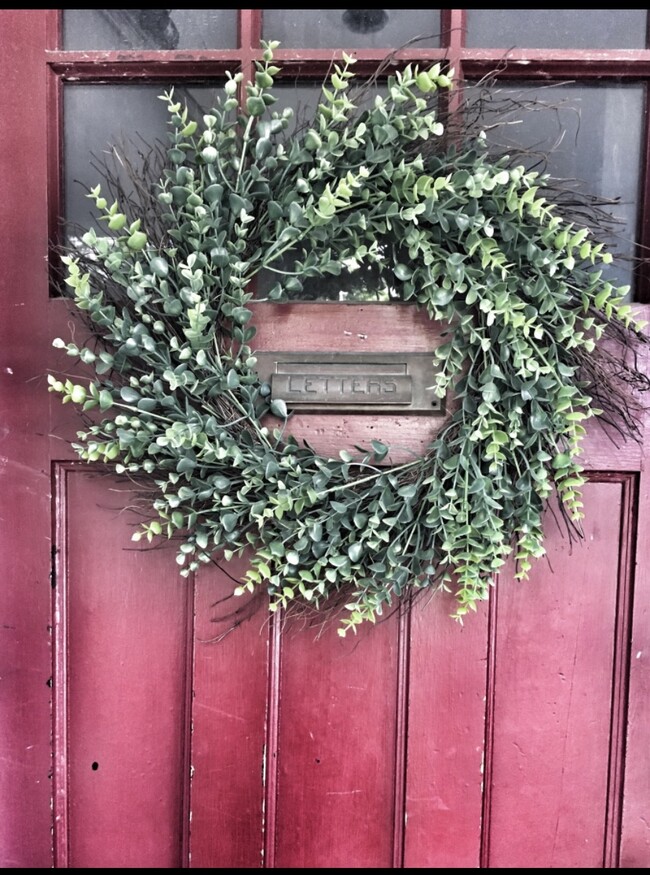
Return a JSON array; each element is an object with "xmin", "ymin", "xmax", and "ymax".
[
  {"xmin": 188, "ymin": 555, "xmax": 269, "ymax": 869},
  {"xmin": 238, "ymin": 9, "xmax": 262, "ymax": 90},
  {"xmin": 46, "ymin": 47, "xmax": 448, "ymax": 82},
  {"xmin": 461, "ymin": 48, "xmax": 650, "ymax": 80},
  {"xmin": 47, "ymin": 51, "xmax": 240, "ymax": 81},
  {"xmin": 485, "ymin": 479, "xmax": 630, "ymax": 868},
  {"xmin": 273, "ymin": 612, "xmax": 401, "ymax": 868},
  {"xmin": 391, "ymin": 603, "xmax": 411, "ymax": 868},
  {"xmin": 5, "ymin": 9, "xmax": 650, "ymax": 868},
  {"xmin": 251, "ymin": 302, "xmax": 452, "ymax": 460},
  {"xmin": 603, "ymin": 474, "xmax": 637, "ymax": 867},
  {"xmin": 403, "ymin": 591, "xmax": 488, "ymax": 868},
  {"xmin": 59, "ymin": 467, "xmax": 192, "ymax": 868},
  {"xmin": 620, "ymin": 339, "xmax": 650, "ymax": 867},
  {"xmin": 0, "ymin": 9, "xmax": 54, "ymax": 868}
]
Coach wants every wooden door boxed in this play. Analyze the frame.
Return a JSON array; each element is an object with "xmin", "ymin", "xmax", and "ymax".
[{"xmin": 2, "ymin": 9, "xmax": 650, "ymax": 869}]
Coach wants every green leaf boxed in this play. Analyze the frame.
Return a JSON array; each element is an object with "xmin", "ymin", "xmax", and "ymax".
[
  {"xmin": 222, "ymin": 513, "xmax": 238, "ymax": 533},
  {"xmin": 371, "ymin": 440, "xmax": 389, "ymax": 461},
  {"xmin": 394, "ymin": 263, "xmax": 412, "ymax": 281},
  {"xmin": 177, "ymin": 457, "xmax": 196, "ymax": 474},
  {"xmin": 127, "ymin": 231, "xmax": 147, "ymax": 250},
  {"xmin": 397, "ymin": 484, "xmax": 417, "ymax": 499},
  {"xmin": 120, "ymin": 386, "xmax": 140, "ymax": 404},
  {"xmin": 481, "ymin": 382, "xmax": 501, "ymax": 403},
  {"xmin": 270, "ymin": 398, "xmax": 288, "ymax": 418},
  {"xmin": 99, "ymin": 390, "xmax": 113, "ymax": 411},
  {"xmin": 348, "ymin": 542, "xmax": 363, "ymax": 562},
  {"xmin": 246, "ymin": 96, "xmax": 266, "ymax": 116}
]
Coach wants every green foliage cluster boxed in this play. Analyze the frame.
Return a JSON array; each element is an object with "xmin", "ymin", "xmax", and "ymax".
[{"xmin": 50, "ymin": 41, "xmax": 645, "ymax": 635}]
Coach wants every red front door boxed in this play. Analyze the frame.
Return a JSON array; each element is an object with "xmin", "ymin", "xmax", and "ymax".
[{"xmin": 2, "ymin": 10, "xmax": 650, "ymax": 868}]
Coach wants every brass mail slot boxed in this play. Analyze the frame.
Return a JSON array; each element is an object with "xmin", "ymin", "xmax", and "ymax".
[{"xmin": 254, "ymin": 352, "xmax": 444, "ymax": 414}]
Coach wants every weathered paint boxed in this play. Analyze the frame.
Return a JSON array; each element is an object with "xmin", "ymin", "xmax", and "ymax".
[{"xmin": 0, "ymin": 9, "xmax": 53, "ymax": 868}]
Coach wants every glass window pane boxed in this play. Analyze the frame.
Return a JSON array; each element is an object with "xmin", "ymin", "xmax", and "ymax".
[
  {"xmin": 473, "ymin": 82, "xmax": 644, "ymax": 292},
  {"xmin": 466, "ymin": 9, "xmax": 647, "ymax": 49},
  {"xmin": 64, "ymin": 84, "xmax": 222, "ymax": 235},
  {"xmin": 63, "ymin": 9, "xmax": 237, "ymax": 50},
  {"xmin": 263, "ymin": 9, "xmax": 441, "ymax": 49}
]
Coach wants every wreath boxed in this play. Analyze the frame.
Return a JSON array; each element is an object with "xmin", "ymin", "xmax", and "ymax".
[{"xmin": 50, "ymin": 42, "xmax": 649, "ymax": 636}]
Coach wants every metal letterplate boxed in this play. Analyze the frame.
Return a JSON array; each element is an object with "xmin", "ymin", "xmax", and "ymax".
[{"xmin": 253, "ymin": 352, "xmax": 444, "ymax": 414}]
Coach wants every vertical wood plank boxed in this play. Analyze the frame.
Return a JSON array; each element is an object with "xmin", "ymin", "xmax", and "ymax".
[
  {"xmin": 189, "ymin": 556, "xmax": 269, "ymax": 869},
  {"xmin": 273, "ymin": 612, "xmax": 400, "ymax": 868},
  {"xmin": 61, "ymin": 468, "xmax": 191, "ymax": 868},
  {"xmin": 485, "ymin": 480, "xmax": 627, "ymax": 868},
  {"xmin": 403, "ymin": 591, "xmax": 488, "ymax": 869},
  {"xmin": 620, "ymin": 368, "xmax": 650, "ymax": 866},
  {"xmin": 0, "ymin": 9, "xmax": 53, "ymax": 868}
]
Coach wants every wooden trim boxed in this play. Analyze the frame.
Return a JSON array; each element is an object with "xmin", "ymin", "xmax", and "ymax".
[
  {"xmin": 461, "ymin": 50, "xmax": 650, "ymax": 80},
  {"xmin": 391, "ymin": 599, "xmax": 412, "ymax": 868},
  {"xmin": 603, "ymin": 472, "xmax": 639, "ymax": 867},
  {"xmin": 52, "ymin": 462, "xmax": 72, "ymax": 869},
  {"xmin": 45, "ymin": 8, "xmax": 61, "ymax": 51},
  {"xmin": 262, "ymin": 613, "xmax": 282, "ymax": 868},
  {"xmin": 180, "ymin": 573, "xmax": 197, "ymax": 867},
  {"xmin": 46, "ymin": 51, "xmax": 240, "ymax": 81},
  {"xmin": 47, "ymin": 48, "xmax": 650, "ymax": 80},
  {"xmin": 45, "ymin": 47, "xmax": 448, "ymax": 82},
  {"xmin": 443, "ymin": 9, "xmax": 467, "ymax": 53},
  {"xmin": 0, "ymin": 10, "xmax": 54, "ymax": 866},
  {"xmin": 442, "ymin": 10, "xmax": 466, "ymax": 118},
  {"xmin": 619, "ymin": 336, "xmax": 650, "ymax": 867},
  {"xmin": 479, "ymin": 581, "xmax": 499, "ymax": 868},
  {"xmin": 238, "ymin": 9, "xmax": 261, "ymax": 88}
]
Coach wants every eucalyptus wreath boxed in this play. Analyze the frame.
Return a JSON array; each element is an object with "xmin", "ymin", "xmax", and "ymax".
[{"xmin": 50, "ymin": 41, "xmax": 648, "ymax": 635}]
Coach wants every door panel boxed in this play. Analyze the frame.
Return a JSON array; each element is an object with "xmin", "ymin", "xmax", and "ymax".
[
  {"xmin": 403, "ymin": 593, "xmax": 488, "ymax": 869},
  {"xmin": 189, "ymin": 559, "xmax": 269, "ymax": 869},
  {"xmin": 273, "ymin": 615, "xmax": 400, "ymax": 869},
  {"xmin": 485, "ymin": 477, "xmax": 634, "ymax": 868},
  {"xmin": 55, "ymin": 466, "xmax": 191, "ymax": 868},
  {"xmin": 51, "ymin": 475, "xmax": 642, "ymax": 868}
]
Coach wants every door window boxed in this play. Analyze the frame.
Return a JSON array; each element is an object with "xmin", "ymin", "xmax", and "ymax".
[{"xmin": 55, "ymin": 9, "xmax": 650, "ymax": 300}]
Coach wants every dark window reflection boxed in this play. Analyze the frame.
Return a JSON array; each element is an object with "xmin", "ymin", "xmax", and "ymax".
[
  {"xmin": 469, "ymin": 81, "xmax": 644, "ymax": 293},
  {"xmin": 262, "ymin": 8, "xmax": 440, "ymax": 49},
  {"xmin": 63, "ymin": 9, "xmax": 237, "ymax": 50},
  {"xmin": 466, "ymin": 8, "xmax": 647, "ymax": 49},
  {"xmin": 64, "ymin": 84, "xmax": 223, "ymax": 235},
  {"xmin": 342, "ymin": 9, "xmax": 390, "ymax": 34}
]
